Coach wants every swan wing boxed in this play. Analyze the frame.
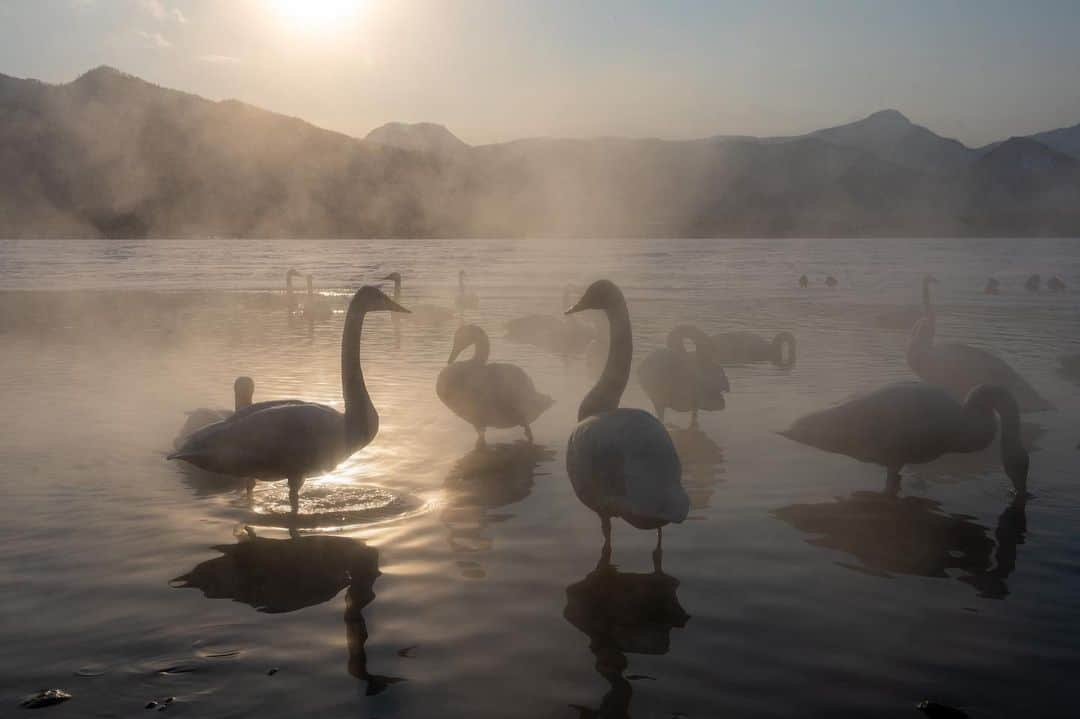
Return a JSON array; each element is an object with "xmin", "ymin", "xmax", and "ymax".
[
  {"xmin": 567, "ymin": 409, "xmax": 688, "ymax": 526},
  {"xmin": 487, "ymin": 362, "xmax": 554, "ymax": 425}
]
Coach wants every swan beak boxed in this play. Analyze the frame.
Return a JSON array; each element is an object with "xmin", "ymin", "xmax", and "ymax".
[
  {"xmin": 386, "ymin": 297, "xmax": 411, "ymax": 314},
  {"xmin": 565, "ymin": 300, "xmax": 587, "ymax": 315}
]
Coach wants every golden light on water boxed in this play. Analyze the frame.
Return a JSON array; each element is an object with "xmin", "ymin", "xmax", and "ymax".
[{"xmin": 269, "ymin": 0, "xmax": 367, "ymax": 32}]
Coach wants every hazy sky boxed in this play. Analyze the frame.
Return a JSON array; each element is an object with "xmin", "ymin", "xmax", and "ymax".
[{"xmin": 1, "ymin": 0, "xmax": 1079, "ymax": 146}]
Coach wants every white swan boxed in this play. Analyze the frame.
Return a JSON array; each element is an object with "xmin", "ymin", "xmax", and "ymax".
[
  {"xmin": 436, "ymin": 324, "xmax": 554, "ymax": 444},
  {"xmin": 710, "ymin": 330, "xmax": 796, "ymax": 367},
  {"xmin": 301, "ymin": 274, "xmax": 333, "ymax": 321},
  {"xmin": 455, "ymin": 270, "xmax": 479, "ymax": 312},
  {"xmin": 874, "ymin": 274, "xmax": 937, "ymax": 331},
  {"xmin": 779, "ymin": 381, "xmax": 1030, "ymax": 495},
  {"xmin": 379, "ymin": 272, "xmax": 455, "ymax": 325},
  {"xmin": 168, "ymin": 286, "xmax": 410, "ymax": 511},
  {"xmin": 174, "ymin": 376, "xmax": 254, "ymax": 449},
  {"xmin": 637, "ymin": 325, "xmax": 729, "ymax": 427},
  {"xmin": 907, "ymin": 317, "xmax": 1053, "ymax": 412},
  {"xmin": 565, "ymin": 280, "xmax": 689, "ymax": 554}
]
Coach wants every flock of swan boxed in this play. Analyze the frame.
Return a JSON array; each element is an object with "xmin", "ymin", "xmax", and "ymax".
[{"xmin": 169, "ymin": 269, "xmax": 1062, "ymax": 557}]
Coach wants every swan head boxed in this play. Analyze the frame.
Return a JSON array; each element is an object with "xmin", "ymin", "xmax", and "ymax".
[
  {"xmin": 448, "ymin": 324, "xmax": 485, "ymax": 363},
  {"xmin": 233, "ymin": 376, "xmax": 255, "ymax": 408},
  {"xmin": 351, "ymin": 286, "xmax": 410, "ymax": 314},
  {"xmin": 566, "ymin": 279, "xmax": 621, "ymax": 315}
]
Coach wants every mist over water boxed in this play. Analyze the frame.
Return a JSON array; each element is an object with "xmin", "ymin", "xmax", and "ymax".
[{"xmin": 2, "ymin": 238, "xmax": 1079, "ymax": 718}]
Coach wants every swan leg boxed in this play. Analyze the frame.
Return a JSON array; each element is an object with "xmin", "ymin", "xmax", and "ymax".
[
  {"xmin": 600, "ymin": 515, "xmax": 612, "ymax": 559},
  {"xmin": 653, "ymin": 528, "xmax": 663, "ymax": 573},
  {"xmin": 885, "ymin": 466, "xmax": 902, "ymax": 497},
  {"xmin": 475, "ymin": 428, "xmax": 487, "ymax": 449},
  {"xmin": 523, "ymin": 424, "xmax": 534, "ymax": 443},
  {"xmin": 288, "ymin": 476, "xmax": 304, "ymax": 514}
]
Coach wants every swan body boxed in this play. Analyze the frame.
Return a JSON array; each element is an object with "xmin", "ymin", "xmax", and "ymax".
[
  {"xmin": 907, "ymin": 317, "xmax": 1053, "ymax": 413},
  {"xmin": 380, "ymin": 272, "xmax": 455, "ymax": 325},
  {"xmin": 565, "ymin": 280, "xmax": 689, "ymax": 551},
  {"xmin": 637, "ymin": 325, "xmax": 729, "ymax": 425},
  {"xmin": 780, "ymin": 381, "xmax": 1029, "ymax": 494},
  {"xmin": 437, "ymin": 324, "xmax": 553, "ymax": 443},
  {"xmin": 169, "ymin": 286, "xmax": 410, "ymax": 510},
  {"xmin": 710, "ymin": 330, "xmax": 796, "ymax": 366}
]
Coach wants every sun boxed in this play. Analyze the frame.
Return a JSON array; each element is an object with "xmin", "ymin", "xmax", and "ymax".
[{"xmin": 270, "ymin": 0, "xmax": 365, "ymax": 31}]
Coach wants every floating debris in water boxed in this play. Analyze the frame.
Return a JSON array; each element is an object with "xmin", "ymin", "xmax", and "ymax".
[
  {"xmin": 917, "ymin": 700, "xmax": 969, "ymax": 718},
  {"xmin": 21, "ymin": 689, "xmax": 72, "ymax": 709}
]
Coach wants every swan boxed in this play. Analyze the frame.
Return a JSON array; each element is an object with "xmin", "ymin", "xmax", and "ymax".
[
  {"xmin": 174, "ymin": 376, "xmax": 254, "ymax": 449},
  {"xmin": 1025, "ymin": 274, "xmax": 1041, "ymax": 292},
  {"xmin": 984, "ymin": 278, "xmax": 1000, "ymax": 295},
  {"xmin": 825, "ymin": 275, "xmax": 839, "ymax": 288},
  {"xmin": 436, "ymin": 324, "xmax": 554, "ymax": 444},
  {"xmin": 285, "ymin": 268, "xmax": 302, "ymax": 313},
  {"xmin": 637, "ymin": 325, "xmax": 729, "ymax": 426},
  {"xmin": 168, "ymin": 286, "xmax": 410, "ymax": 511},
  {"xmin": 780, "ymin": 381, "xmax": 1030, "ymax": 495},
  {"xmin": 379, "ymin": 272, "xmax": 455, "ymax": 325},
  {"xmin": 907, "ymin": 317, "xmax": 1053, "ymax": 412},
  {"xmin": 799, "ymin": 274, "xmax": 809, "ymax": 288},
  {"xmin": 301, "ymin": 274, "xmax": 333, "ymax": 321},
  {"xmin": 565, "ymin": 280, "xmax": 689, "ymax": 554},
  {"xmin": 874, "ymin": 274, "xmax": 937, "ymax": 331},
  {"xmin": 710, "ymin": 330, "xmax": 796, "ymax": 367},
  {"xmin": 1048, "ymin": 276, "xmax": 1066, "ymax": 293},
  {"xmin": 455, "ymin": 270, "xmax": 479, "ymax": 312},
  {"xmin": 505, "ymin": 285, "xmax": 594, "ymax": 355}
]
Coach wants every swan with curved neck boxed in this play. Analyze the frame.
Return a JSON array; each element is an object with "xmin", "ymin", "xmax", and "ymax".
[
  {"xmin": 780, "ymin": 381, "xmax": 1030, "ymax": 496},
  {"xmin": 436, "ymin": 324, "xmax": 553, "ymax": 445},
  {"xmin": 637, "ymin": 324, "xmax": 728, "ymax": 427},
  {"xmin": 168, "ymin": 286, "xmax": 410, "ymax": 512},
  {"xmin": 565, "ymin": 280, "xmax": 689, "ymax": 557},
  {"xmin": 907, "ymin": 315, "xmax": 1053, "ymax": 413}
]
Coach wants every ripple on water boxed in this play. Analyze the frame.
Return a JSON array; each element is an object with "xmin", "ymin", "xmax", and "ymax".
[{"xmin": 250, "ymin": 482, "xmax": 427, "ymax": 530}]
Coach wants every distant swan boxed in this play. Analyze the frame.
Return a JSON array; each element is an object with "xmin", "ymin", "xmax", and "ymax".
[
  {"xmin": 436, "ymin": 324, "xmax": 554, "ymax": 444},
  {"xmin": 825, "ymin": 275, "xmax": 839, "ymax": 288},
  {"xmin": 379, "ymin": 271, "xmax": 455, "ymax": 325},
  {"xmin": 565, "ymin": 280, "xmax": 689, "ymax": 554},
  {"xmin": 1048, "ymin": 276, "xmax": 1066, "ymax": 293},
  {"xmin": 285, "ymin": 268, "xmax": 302, "ymax": 313},
  {"xmin": 907, "ymin": 317, "xmax": 1053, "ymax": 412},
  {"xmin": 174, "ymin": 376, "xmax": 254, "ymax": 449},
  {"xmin": 984, "ymin": 278, "xmax": 1000, "ymax": 295},
  {"xmin": 1025, "ymin": 274, "xmax": 1041, "ymax": 292},
  {"xmin": 637, "ymin": 325, "xmax": 729, "ymax": 427},
  {"xmin": 168, "ymin": 287, "xmax": 410, "ymax": 511},
  {"xmin": 455, "ymin": 270, "xmax": 479, "ymax": 312},
  {"xmin": 799, "ymin": 274, "xmax": 809, "ymax": 288},
  {"xmin": 874, "ymin": 274, "xmax": 937, "ymax": 331},
  {"xmin": 301, "ymin": 274, "xmax": 333, "ymax": 321},
  {"xmin": 710, "ymin": 330, "xmax": 796, "ymax": 367},
  {"xmin": 780, "ymin": 381, "xmax": 1030, "ymax": 495}
]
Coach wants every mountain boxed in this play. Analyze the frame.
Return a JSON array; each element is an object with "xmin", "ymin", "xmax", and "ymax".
[
  {"xmin": 806, "ymin": 109, "xmax": 974, "ymax": 173},
  {"xmin": 1026, "ymin": 122, "xmax": 1080, "ymax": 160},
  {"xmin": 0, "ymin": 67, "xmax": 1078, "ymax": 237},
  {"xmin": 366, "ymin": 122, "xmax": 470, "ymax": 158}
]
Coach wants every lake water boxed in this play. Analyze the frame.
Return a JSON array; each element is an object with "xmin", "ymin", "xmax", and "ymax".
[{"xmin": 1, "ymin": 238, "xmax": 1079, "ymax": 718}]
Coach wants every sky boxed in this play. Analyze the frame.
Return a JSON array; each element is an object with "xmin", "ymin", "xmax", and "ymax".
[{"xmin": 1, "ymin": 0, "xmax": 1079, "ymax": 146}]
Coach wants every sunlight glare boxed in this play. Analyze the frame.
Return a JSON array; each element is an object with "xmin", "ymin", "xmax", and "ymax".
[{"xmin": 270, "ymin": 0, "xmax": 366, "ymax": 31}]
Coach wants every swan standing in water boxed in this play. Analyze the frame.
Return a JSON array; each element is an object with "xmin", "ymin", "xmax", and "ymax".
[
  {"xmin": 637, "ymin": 325, "xmax": 729, "ymax": 427},
  {"xmin": 379, "ymin": 271, "xmax": 455, "ymax": 325},
  {"xmin": 710, "ymin": 330, "xmax": 796, "ymax": 366},
  {"xmin": 301, "ymin": 274, "xmax": 333, "ymax": 321},
  {"xmin": 168, "ymin": 287, "xmax": 410, "ymax": 512},
  {"xmin": 780, "ymin": 381, "xmax": 1030, "ymax": 496},
  {"xmin": 174, "ymin": 376, "xmax": 255, "ymax": 448},
  {"xmin": 436, "ymin": 324, "xmax": 554, "ymax": 445},
  {"xmin": 455, "ymin": 270, "xmax": 479, "ymax": 312},
  {"xmin": 907, "ymin": 317, "xmax": 1053, "ymax": 412},
  {"xmin": 565, "ymin": 280, "xmax": 689, "ymax": 556}
]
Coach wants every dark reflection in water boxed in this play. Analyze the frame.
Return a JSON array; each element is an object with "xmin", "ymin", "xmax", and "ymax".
[
  {"xmin": 171, "ymin": 533, "xmax": 403, "ymax": 695},
  {"xmin": 774, "ymin": 492, "xmax": 1026, "ymax": 598},
  {"xmin": 441, "ymin": 442, "xmax": 555, "ymax": 576},
  {"xmin": 564, "ymin": 550, "xmax": 689, "ymax": 718},
  {"xmin": 667, "ymin": 427, "xmax": 725, "ymax": 514}
]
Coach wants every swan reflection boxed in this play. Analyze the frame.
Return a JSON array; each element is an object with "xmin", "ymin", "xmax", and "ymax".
[
  {"xmin": 171, "ymin": 531, "xmax": 403, "ymax": 694},
  {"xmin": 564, "ymin": 549, "xmax": 689, "ymax": 718},
  {"xmin": 666, "ymin": 427, "xmax": 725, "ymax": 513},
  {"xmin": 773, "ymin": 492, "xmax": 1026, "ymax": 597},
  {"xmin": 441, "ymin": 442, "xmax": 555, "ymax": 573}
]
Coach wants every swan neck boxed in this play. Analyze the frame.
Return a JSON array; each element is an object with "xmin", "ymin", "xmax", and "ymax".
[
  {"xmin": 391, "ymin": 277, "xmax": 401, "ymax": 301},
  {"xmin": 342, "ymin": 302, "xmax": 375, "ymax": 446},
  {"xmin": 471, "ymin": 331, "xmax": 490, "ymax": 364},
  {"xmin": 579, "ymin": 300, "xmax": 632, "ymax": 421}
]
